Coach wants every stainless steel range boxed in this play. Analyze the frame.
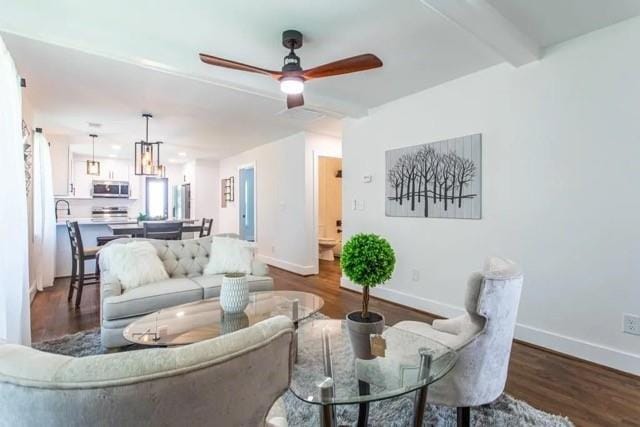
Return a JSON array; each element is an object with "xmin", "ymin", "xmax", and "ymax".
[{"xmin": 91, "ymin": 206, "xmax": 129, "ymax": 222}]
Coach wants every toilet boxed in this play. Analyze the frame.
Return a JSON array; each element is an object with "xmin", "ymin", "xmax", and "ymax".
[{"xmin": 318, "ymin": 237, "xmax": 339, "ymax": 261}]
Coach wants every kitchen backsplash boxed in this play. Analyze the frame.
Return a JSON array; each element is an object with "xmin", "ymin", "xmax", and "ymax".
[{"xmin": 54, "ymin": 197, "xmax": 143, "ymax": 219}]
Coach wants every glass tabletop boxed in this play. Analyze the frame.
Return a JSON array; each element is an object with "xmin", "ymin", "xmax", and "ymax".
[
  {"xmin": 122, "ymin": 290, "xmax": 324, "ymax": 346},
  {"xmin": 290, "ymin": 319, "xmax": 457, "ymax": 406}
]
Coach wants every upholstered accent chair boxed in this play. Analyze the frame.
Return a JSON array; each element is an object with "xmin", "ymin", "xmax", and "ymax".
[
  {"xmin": 0, "ymin": 316, "xmax": 293, "ymax": 427},
  {"xmin": 394, "ymin": 257, "xmax": 524, "ymax": 427},
  {"xmin": 99, "ymin": 235, "xmax": 273, "ymax": 348}
]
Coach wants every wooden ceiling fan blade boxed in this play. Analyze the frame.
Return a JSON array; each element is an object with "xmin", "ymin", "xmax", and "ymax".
[
  {"xmin": 302, "ymin": 54, "xmax": 382, "ymax": 80},
  {"xmin": 199, "ymin": 53, "xmax": 282, "ymax": 78},
  {"xmin": 287, "ymin": 93, "xmax": 304, "ymax": 109}
]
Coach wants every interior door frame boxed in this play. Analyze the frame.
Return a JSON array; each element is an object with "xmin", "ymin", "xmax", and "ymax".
[
  {"xmin": 312, "ymin": 152, "xmax": 343, "ymax": 275},
  {"xmin": 237, "ymin": 162, "xmax": 257, "ymax": 242}
]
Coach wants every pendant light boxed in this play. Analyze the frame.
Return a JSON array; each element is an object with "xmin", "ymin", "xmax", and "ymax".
[
  {"xmin": 134, "ymin": 113, "xmax": 163, "ymax": 176},
  {"xmin": 86, "ymin": 134, "xmax": 100, "ymax": 175}
]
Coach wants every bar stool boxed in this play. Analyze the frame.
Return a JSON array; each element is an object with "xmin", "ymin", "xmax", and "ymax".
[
  {"xmin": 143, "ymin": 221, "xmax": 183, "ymax": 240},
  {"xmin": 66, "ymin": 221, "xmax": 100, "ymax": 308},
  {"xmin": 200, "ymin": 218, "xmax": 214, "ymax": 237}
]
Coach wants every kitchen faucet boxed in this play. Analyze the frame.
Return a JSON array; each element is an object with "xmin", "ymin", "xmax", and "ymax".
[{"xmin": 55, "ymin": 199, "xmax": 71, "ymax": 220}]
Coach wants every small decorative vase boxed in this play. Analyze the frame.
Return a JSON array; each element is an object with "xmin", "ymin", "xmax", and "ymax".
[
  {"xmin": 220, "ymin": 273, "xmax": 249, "ymax": 314},
  {"xmin": 346, "ymin": 310, "xmax": 385, "ymax": 360}
]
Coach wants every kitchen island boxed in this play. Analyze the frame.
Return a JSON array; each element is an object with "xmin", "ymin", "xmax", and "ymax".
[
  {"xmin": 55, "ymin": 218, "xmax": 137, "ymax": 278},
  {"xmin": 55, "ymin": 218, "xmax": 200, "ymax": 278}
]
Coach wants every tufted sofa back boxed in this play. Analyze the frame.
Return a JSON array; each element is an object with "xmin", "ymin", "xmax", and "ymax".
[{"xmin": 103, "ymin": 236, "xmax": 213, "ymax": 278}]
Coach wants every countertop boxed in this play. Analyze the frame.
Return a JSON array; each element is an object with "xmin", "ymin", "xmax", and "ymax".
[
  {"xmin": 54, "ymin": 195, "xmax": 139, "ymax": 200},
  {"xmin": 55, "ymin": 218, "xmax": 197, "ymax": 226},
  {"xmin": 55, "ymin": 217, "xmax": 139, "ymax": 226}
]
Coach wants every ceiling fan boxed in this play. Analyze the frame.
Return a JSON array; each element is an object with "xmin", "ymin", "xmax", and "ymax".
[{"xmin": 199, "ymin": 30, "xmax": 383, "ymax": 109}]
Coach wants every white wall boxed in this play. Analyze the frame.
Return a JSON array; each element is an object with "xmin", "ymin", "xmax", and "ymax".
[
  {"xmin": 192, "ymin": 159, "xmax": 219, "ymax": 231},
  {"xmin": 219, "ymin": 132, "xmax": 341, "ymax": 275},
  {"xmin": 342, "ymin": 17, "xmax": 640, "ymax": 375}
]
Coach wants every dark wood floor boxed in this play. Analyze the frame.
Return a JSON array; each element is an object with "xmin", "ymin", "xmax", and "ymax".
[{"xmin": 32, "ymin": 260, "xmax": 640, "ymax": 426}]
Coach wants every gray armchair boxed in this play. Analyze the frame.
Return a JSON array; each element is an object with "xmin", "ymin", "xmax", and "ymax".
[
  {"xmin": 394, "ymin": 257, "xmax": 524, "ymax": 426},
  {"xmin": 0, "ymin": 316, "xmax": 294, "ymax": 427}
]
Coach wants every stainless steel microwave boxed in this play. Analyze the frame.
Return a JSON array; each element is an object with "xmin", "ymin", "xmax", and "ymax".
[{"xmin": 91, "ymin": 180, "xmax": 130, "ymax": 198}]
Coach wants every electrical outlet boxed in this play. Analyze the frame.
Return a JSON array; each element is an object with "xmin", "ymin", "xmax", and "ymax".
[
  {"xmin": 623, "ymin": 313, "xmax": 640, "ymax": 336},
  {"xmin": 411, "ymin": 269, "xmax": 420, "ymax": 282}
]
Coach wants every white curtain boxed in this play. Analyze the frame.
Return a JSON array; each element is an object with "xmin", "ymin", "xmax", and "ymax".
[
  {"xmin": 33, "ymin": 131, "xmax": 56, "ymax": 291},
  {"xmin": 0, "ymin": 35, "xmax": 31, "ymax": 345}
]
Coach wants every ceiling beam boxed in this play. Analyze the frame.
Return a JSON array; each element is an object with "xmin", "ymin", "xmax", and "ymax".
[{"xmin": 420, "ymin": 0, "xmax": 540, "ymax": 67}]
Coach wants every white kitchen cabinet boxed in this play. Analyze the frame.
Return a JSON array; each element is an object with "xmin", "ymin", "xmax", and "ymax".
[
  {"xmin": 129, "ymin": 173, "xmax": 142, "ymax": 199},
  {"xmin": 101, "ymin": 159, "xmax": 129, "ymax": 181},
  {"xmin": 68, "ymin": 155, "xmax": 139, "ymax": 199},
  {"xmin": 50, "ymin": 139, "xmax": 71, "ymax": 196},
  {"xmin": 72, "ymin": 159, "xmax": 94, "ymax": 197}
]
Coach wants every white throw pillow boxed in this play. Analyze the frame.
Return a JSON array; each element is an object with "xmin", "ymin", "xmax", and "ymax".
[
  {"xmin": 204, "ymin": 237, "xmax": 253, "ymax": 275},
  {"xmin": 102, "ymin": 241, "xmax": 169, "ymax": 291}
]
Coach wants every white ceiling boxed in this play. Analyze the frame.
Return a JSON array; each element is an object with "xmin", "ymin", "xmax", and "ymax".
[
  {"xmin": 1, "ymin": 0, "xmax": 639, "ymax": 160},
  {"xmin": 486, "ymin": 0, "xmax": 640, "ymax": 48},
  {"xmin": 6, "ymin": 33, "xmax": 344, "ymax": 161}
]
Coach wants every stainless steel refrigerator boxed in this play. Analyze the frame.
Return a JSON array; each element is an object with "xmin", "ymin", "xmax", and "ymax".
[{"xmin": 173, "ymin": 183, "xmax": 191, "ymax": 219}]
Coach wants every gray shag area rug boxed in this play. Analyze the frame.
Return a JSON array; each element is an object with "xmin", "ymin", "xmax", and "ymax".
[{"xmin": 33, "ymin": 325, "xmax": 572, "ymax": 427}]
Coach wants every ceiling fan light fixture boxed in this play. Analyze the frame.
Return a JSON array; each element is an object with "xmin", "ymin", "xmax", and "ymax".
[
  {"xmin": 280, "ymin": 76, "xmax": 304, "ymax": 95},
  {"xmin": 199, "ymin": 29, "xmax": 382, "ymax": 109}
]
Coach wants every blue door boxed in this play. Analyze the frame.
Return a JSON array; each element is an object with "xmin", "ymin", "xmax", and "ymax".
[{"xmin": 239, "ymin": 167, "xmax": 255, "ymax": 241}]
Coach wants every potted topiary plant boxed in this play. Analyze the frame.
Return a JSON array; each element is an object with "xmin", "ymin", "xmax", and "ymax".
[
  {"xmin": 137, "ymin": 212, "xmax": 149, "ymax": 224},
  {"xmin": 341, "ymin": 233, "xmax": 395, "ymax": 359}
]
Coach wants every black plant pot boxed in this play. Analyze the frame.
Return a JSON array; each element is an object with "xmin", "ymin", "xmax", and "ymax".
[{"xmin": 346, "ymin": 310, "xmax": 385, "ymax": 360}]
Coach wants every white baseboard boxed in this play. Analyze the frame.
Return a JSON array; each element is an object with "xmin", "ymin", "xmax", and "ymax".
[
  {"xmin": 341, "ymin": 278, "xmax": 640, "ymax": 376},
  {"xmin": 257, "ymin": 254, "xmax": 317, "ymax": 276},
  {"xmin": 515, "ymin": 323, "xmax": 640, "ymax": 376}
]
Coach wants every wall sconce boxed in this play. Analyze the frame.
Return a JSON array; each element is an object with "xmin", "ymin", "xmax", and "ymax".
[{"xmin": 221, "ymin": 176, "xmax": 234, "ymax": 207}]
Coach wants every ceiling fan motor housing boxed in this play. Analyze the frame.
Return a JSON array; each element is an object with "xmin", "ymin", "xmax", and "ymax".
[{"xmin": 282, "ymin": 29, "xmax": 303, "ymax": 50}]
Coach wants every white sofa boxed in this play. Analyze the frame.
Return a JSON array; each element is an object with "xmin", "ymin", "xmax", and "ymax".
[
  {"xmin": 0, "ymin": 316, "xmax": 293, "ymax": 427},
  {"xmin": 99, "ymin": 236, "xmax": 273, "ymax": 348}
]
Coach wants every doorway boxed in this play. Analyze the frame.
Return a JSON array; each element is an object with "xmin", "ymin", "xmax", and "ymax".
[
  {"xmin": 317, "ymin": 156, "xmax": 342, "ymax": 267},
  {"xmin": 238, "ymin": 165, "xmax": 255, "ymax": 241},
  {"xmin": 145, "ymin": 177, "xmax": 168, "ymax": 219}
]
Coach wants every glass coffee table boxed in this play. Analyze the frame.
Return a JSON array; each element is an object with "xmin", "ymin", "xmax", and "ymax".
[
  {"xmin": 123, "ymin": 290, "xmax": 324, "ymax": 346},
  {"xmin": 290, "ymin": 319, "xmax": 457, "ymax": 427}
]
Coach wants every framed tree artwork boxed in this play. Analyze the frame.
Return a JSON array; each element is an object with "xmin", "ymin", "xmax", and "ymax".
[{"xmin": 385, "ymin": 134, "xmax": 481, "ymax": 219}]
